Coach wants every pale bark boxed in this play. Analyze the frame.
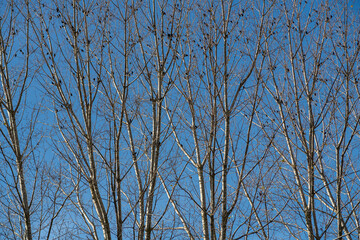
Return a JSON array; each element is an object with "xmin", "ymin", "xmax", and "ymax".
[{"xmin": 0, "ymin": 1, "xmax": 33, "ymax": 238}]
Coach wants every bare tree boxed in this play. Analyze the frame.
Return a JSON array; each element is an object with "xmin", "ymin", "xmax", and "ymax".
[
  {"xmin": 0, "ymin": 3, "xmax": 33, "ymax": 238},
  {"xmin": 33, "ymin": 0, "xmax": 186, "ymax": 239},
  {"xmin": 33, "ymin": 0, "xmax": 114, "ymax": 238},
  {"xmin": 258, "ymin": 1, "xmax": 360, "ymax": 239},
  {"xmin": 115, "ymin": 0, "xmax": 188, "ymax": 238},
  {"xmin": 163, "ymin": 1, "xmax": 278, "ymax": 239},
  {"xmin": 0, "ymin": 1, "xmax": 66, "ymax": 239}
]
